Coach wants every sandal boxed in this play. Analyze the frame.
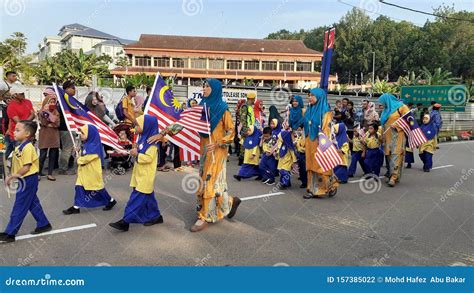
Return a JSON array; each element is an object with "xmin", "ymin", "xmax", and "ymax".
[{"xmin": 47, "ymin": 175, "xmax": 56, "ymax": 181}]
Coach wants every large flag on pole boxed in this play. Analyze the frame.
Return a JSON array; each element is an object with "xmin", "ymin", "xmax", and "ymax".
[
  {"xmin": 320, "ymin": 27, "xmax": 336, "ymax": 93},
  {"xmin": 53, "ymin": 83, "xmax": 125, "ymax": 152},
  {"xmin": 315, "ymin": 130, "xmax": 342, "ymax": 172},
  {"xmin": 393, "ymin": 111, "xmax": 428, "ymax": 149},
  {"xmin": 143, "ymin": 73, "xmax": 201, "ymax": 161}
]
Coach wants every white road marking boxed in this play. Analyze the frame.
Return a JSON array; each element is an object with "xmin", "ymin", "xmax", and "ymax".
[
  {"xmin": 431, "ymin": 165, "xmax": 454, "ymax": 170},
  {"xmin": 15, "ymin": 223, "xmax": 97, "ymax": 241},
  {"xmin": 241, "ymin": 192, "xmax": 285, "ymax": 201}
]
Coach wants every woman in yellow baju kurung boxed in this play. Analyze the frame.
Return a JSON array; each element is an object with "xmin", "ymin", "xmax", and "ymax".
[
  {"xmin": 303, "ymin": 88, "xmax": 339, "ymax": 199},
  {"xmin": 152, "ymin": 79, "xmax": 240, "ymax": 232},
  {"xmin": 63, "ymin": 125, "xmax": 116, "ymax": 215},
  {"xmin": 378, "ymin": 93, "xmax": 410, "ymax": 187}
]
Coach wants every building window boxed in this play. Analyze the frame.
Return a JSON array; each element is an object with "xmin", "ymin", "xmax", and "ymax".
[
  {"xmin": 244, "ymin": 60, "xmax": 259, "ymax": 71},
  {"xmin": 191, "ymin": 58, "xmax": 207, "ymax": 69},
  {"xmin": 262, "ymin": 61, "xmax": 277, "ymax": 71},
  {"xmin": 279, "ymin": 61, "xmax": 294, "ymax": 71},
  {"xmin": 209, "ymin": 59, "xmax": 224, "ymax": 70},
  {"xmin": 227, "ymin": 60, "xmax": 241, "ymax": 70},
  {"xmin": 313, "ymin": 61, "xmax": 321, "ymax": 71},
  {"xmin": 296, "ymin": 62, "xmax": 312, "ymax": 72},
  {"xmin": 154, "ymin": 57, "xmax": 170, "ymax": 67},
  {"xmin": 173, "ymin": 58, "xmax": 186, "ymax": 68},
  {"xmin": 135, "ymin": 56, "xmax": 151, "ymax": 67}
]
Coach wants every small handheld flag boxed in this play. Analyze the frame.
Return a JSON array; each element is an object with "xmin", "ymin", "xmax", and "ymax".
[
  {"xmin": 393, "ymin": 112, "xmax": 427, "ymax": 148},
  {"xmin": 315, "ymin": 130, "xmax": 342, "ymax": 172}
]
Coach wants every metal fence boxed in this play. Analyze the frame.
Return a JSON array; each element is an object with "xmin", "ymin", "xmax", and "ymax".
[{"xmin": 19, "ymin": 85, "xmax": 474, "ymax": 133}]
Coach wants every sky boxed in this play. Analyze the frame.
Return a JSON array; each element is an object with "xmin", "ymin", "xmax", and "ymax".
[{"xmin": 0, "ymin": 0, "xmax": 473, "ymax": 53}]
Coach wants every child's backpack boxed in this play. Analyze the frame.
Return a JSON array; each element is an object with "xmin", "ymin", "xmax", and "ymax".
[{"xmin": 114, "ymin": 96, "xmax": 125, "ymax": 121}]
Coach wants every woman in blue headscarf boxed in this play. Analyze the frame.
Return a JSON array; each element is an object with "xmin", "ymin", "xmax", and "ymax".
[
  {"xmin": 63, "ymin": 125, "xmax": 116, "ymax": 215},
  {"xmin": 289, "ymin": 95, "xmax": 305, "ymax": 130},
  {"xmin": 148, "ymin": 78, "xmax": 240, "ymax": 233},
  {"xmin": 110, "ymin": 114, "xmax": 163, "ymax": 231},
  {"xmin": 378, "ymin": 93, "xmax": 410, "ymax": 187},
  {"xmin": 332, "ymin": 123, "xmax": 350, "ymax": 184},
  {"xmin": 303, "ymin": 88, "xmax": 339, "ymax": 199}
]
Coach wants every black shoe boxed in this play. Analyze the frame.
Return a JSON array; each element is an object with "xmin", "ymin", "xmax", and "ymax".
[
  {"xmin": 299, "ymin": 184, "xmax": 307, "ymax": 188},
  {"xmin": 31, "ymin": 224, "xmax": 52, "ymax": 235},
  {"xmin": 103, "ymin": 199, "xmax": 117, "ymax": 211},
  {"xmin": 348, "ymin": 174, "xmax": 354, "ymax": 178},
  {"xmin": 238, "ymin": 158, "xmax": 244, "ymax": 166},
  {"xmin": 423, "ymin": 169, "xmax": 430, "ymax": 172},
  {"xmin": 144, "ymin": 215, "xmax": 164, "ymax": 226},
  {"xmin": 0, "ymin": 233, "xmax": 15, "ymax": 243},
  {"xmin": 406, "ymin": 163, "xmax": 412, "ymax": 169},
  {"xmin": 227, "ymin": 197, "xmax": 241, "ymax": 219},
  {"xmin": 265, "ymin": 180, "xmax": 275, "ymax": 185},
  {"xmin": 303, "ymin": 193, "xmax": 315, "ymax": 199},
  {"xmin": 233, "ymin": 175, "xmax": 241, "ymax": 181},
  {"xmin": 109, "ymin": 220, "xmax": 129, "ymax": 231},
  {"xmin": 327, "ymin": 188, "xmax": 337, "ymax": 198},
  {"xmin": 62, "ymin": 206, "xmax": 80, "ymax": 215},
  {"xmin": 255, "ymin": 176, "xmax": 263, "ymax": 181}
]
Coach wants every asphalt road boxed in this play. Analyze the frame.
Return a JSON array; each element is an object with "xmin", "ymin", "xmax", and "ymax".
[{"xmin": 0, "ymin": 141, "xmax": 472, "ymax": 267}]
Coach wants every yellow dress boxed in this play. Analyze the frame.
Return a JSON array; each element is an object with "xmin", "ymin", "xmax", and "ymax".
[
  {"xmin": 130, "ymin": 145, "xmax": 158, "ymax": 194},
  {"xmin": 419, "ymin": 139, "xmax": 435, "ymax": 154},
  {"xmin": 382, "ymin": 104, "xmax": 410, "ymax": 182},
  {"xmin": 243, "ymin": 145, "xmax": 260, "ymax": 165},
  {"xmin": 275, "ymin": 134, "xmax": 297, "ymax": 171},
  {"xmin": 76, "ymin": 154, "xmax": 104, "ymax": 190},
  {"xmin": 168, "ymin": 111, "xmax": 235, "ymax": 223},
  {"xmin": 305, "ymin": 112, "xmax": 339, "ymax": 196}
]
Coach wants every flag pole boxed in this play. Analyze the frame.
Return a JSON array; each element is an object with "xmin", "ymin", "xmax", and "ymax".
[
  {"xmin": 53, "ymin": 83, "xmax": 79, "ymax": 157},
  {"xmin": 382, "ymin": 108, "xmax": 414, "ymax": 136},
  {"xmin": 203, "ymin": 103, "xmax": 215, "ymax": 163}
]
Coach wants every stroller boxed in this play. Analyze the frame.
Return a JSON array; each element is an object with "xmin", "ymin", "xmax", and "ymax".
[{"xmin": 108, "ymin": 123, "xmax": 133, "ymax": 174}]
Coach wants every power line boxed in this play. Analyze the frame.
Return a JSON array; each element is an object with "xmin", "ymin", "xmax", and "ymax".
[{"xmin": 379, "ymin": 0, "xmax": 474, "ymax": 23}]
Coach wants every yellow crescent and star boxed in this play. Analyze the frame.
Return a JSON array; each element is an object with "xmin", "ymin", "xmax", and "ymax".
[
  {"xmin": 159, "ymin": 86, "xmax": 181, "ymax": 110},
  {"xmin": 64, "ymin": 93, "xmax": 79, "ymax": 110}
]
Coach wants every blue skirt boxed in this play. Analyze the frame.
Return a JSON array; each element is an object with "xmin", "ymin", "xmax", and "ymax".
[
  {"xmin": 123, "ymin": 189, "xmax": 161, "ymax": 224},
  {"xmin": 74, "ymin": 186, "xmax": 112, "ymax": 208},
  {"xmin": 238, "ymin": 163, "xmax": 260, "ymax": 179},
  {"xmin": 334, "ymin": 165, "xmax": 348, "ymax": 183}
]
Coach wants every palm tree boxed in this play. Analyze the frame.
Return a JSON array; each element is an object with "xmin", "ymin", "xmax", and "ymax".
[{"xmin": 421, "ymin": 67, "xmax": 461, "ymax": 85}]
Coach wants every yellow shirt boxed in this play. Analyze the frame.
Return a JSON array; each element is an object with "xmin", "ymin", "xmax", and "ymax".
[
  {"xmin": 339, "ymin": 142, "xmax": 350, "ymax": 166},
  {"xmin": 12, "ymin": 142, "xmax": 39, "ymax": 177},
  {"xmin": 130, "ymin": 145, "xmax": 158, "ymax": 194},
  {"xmin": 76, "ymin": 154, "xmax": 104, "ymax": 190},
  {"xmin": 277, "ymin": 149, "xmax": 297, "ymax": 171},
  {"xmin": 352, "ymin": 137, "xmax": 363, "ymax": 152},
  {"xmin": 419, "ymin": 139, "xmax": 435, "ymax": 154},
  {"xmin": 262, "ymin": 139, "xmax": 273, "ymax": 153},
  {"xmin": 295, "ymin": 135, "xmax": 305, "ymax": 153},
  {"xmin": 383, "ymin": 105, "xmax": 410, "ymax": 155},
  {"xmin": 122, "ymin": 96, "xmax": 136, "ymax": 124},
  {"xmin": 243, "ymin": 146, "xmax": 260, "ymax": 165},
  {"xmin": 365, "ymin": 135, "xmax": 381, "ymax": 149}
]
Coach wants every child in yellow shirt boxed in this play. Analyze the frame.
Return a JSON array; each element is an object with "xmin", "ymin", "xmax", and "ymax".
[
  {"xmin": 109, "ymin": 115, "xmax": 162, "ymax": 231},
  {"xmin": 276, "ymin": 130, "xmax": 297, "ymax": 189},
  {"xmin": 348, "ymin": 129, "xmax": 368, "ymax": 177},
  {"xmin": 333, "ymin": 123, "xmax": 350, "ymax": 183},
  {"xmin": 362, "ymin": 123, "xmax": 384, "ymax": 178},
  {"xmin": 63, "ymin": 125, "xmax": 116, "ymax": 215},
  {"xmin": 1, "ymin": 121, "xmax": 51, "ymax": 243},
  {"xmin": 258, "ymin": 127, "xmax": 278, "ymax": 185},
  {"xmin": 234, "ymin": 125, "xmax": 262, "ymax": 181}
]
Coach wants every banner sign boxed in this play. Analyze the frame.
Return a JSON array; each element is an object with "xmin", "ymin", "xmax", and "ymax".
[
  {"xmin": 188, "ymin": 86, "xmax": 257, "ymax": 104},
  {"xmin": 401, "ymin": 85, "xmax": 468, "ymax": 112}
]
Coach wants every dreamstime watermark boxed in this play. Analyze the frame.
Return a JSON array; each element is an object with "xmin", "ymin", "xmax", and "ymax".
[
  {"xmin": 3, "ymin": 177, "xmax": 26, "ymax": 196},
  {"xmin": 359, "ymin": 0, "xmax": 381, "ymax": 17},
  {"xmin": 273, "ymin": 262, "xmax": 290, "ymax": 266},
  {"xmin": 3, "ymin": 0, "xmax": 25, "ymax": 16},
  {"xmin": 440, "ymin": 168, "xmax": 474, "ymax": 202},
  {"xmin": 181, "ymin": 0, "xmax": 203, "ymax": 16},
  {"xmin": 195, "ymin": 253, "xmax": 211, "ymax": 266},
  {"xmin": 358, "ymin": 174, "xmax": 382, "ymax": 194},
  {"xmin": 447, "ymin": 85, "xmax": 469, "ymax": 106},
  {"xmin": 181, "ymin": 173, "xmax": 202, "ymax": 194},
  {"xmin": 373, "ymin": 253, "xmax": 390, "ymax": 266},
  {"xmin": 269, "ymin": 87, "xmax": 292, "ymax": 107},
  {"xmin": 17, "ymin": 253, "xmax": 34, "ymax": 267}
]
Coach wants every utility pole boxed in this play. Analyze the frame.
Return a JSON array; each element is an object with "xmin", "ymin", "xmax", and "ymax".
[{"xmin": 371, "ymin": 51, "xmax": 375, "ymax": 84}]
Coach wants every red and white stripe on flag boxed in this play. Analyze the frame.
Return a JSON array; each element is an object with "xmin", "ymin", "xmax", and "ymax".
[
  {"xmin": 64, "ymin": 110, "xmax": 125, "ymax": 151},
  {"xmin": 394, "ymin": 118, "xmax": 427, "ymax": 149},
  {"xmin": 315, "ymin": 144, "xmax": 342, "ymax": 172},
  {"xmin": 176, "ymin": 106, "xmax": 210, "ymax": 134}
]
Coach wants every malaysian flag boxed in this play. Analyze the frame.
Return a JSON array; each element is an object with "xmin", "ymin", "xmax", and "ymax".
[
  {"xmin": 320, "ymin": 27, "xmax": 335, "ymax": 93},
  {"xmin": 53, "ymin": 83, "xmax": 125, "ymax": 152},
  {"xmin": 315, "ymin": 130, "xmax": 342, "ymax": 172},
  {"xmin": 393, "ymin": 111, "xmax": 427, "ymax": 149},
  {"xmin": 143, "ymin": 74, "xmax": 200, "ymax": 161},
  {"xmin": 176, "ymin": 105, "xmax": 210, "ymax": 136}
]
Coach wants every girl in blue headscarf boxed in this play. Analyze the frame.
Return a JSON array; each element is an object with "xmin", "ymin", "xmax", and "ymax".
[
  {"xmin": 234, "ymin": 125, "xmax": 262, "ymax": 181},
  {"xmin": 109, "ymin": 115, "xmax": 162, "ymax": 231},
  {"xmin": 276, "ymin": 130, "xmax": 297, "ymax": 188},
  {"xmin": 419, "ymin": 114, "xmax": 437, "ymax": 172},
  {"xmin": 332, "ymin": 123, "xmax": 350, "ymax": 184},
  {"xmin": 303, "ymin": 88, "xmax": 339, "ymax": 199},
  {"xmin": 63, "ymin": 125, "xmax": 116, "ymax": 215},
  {"xmin": 147, "ymin": 78, "xmax": 241, "ymax": 233},
  {"xmin": 378, "ymin": 93, "xmax": 410, "ymax": 187},
  {"xmin": 289, "ymin": 95, "xmax": 305, "ymax": 130}
]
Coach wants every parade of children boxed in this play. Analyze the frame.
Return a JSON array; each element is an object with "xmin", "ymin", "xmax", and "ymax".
[{"xmin": 0, "ymin": 78, "xmax": 450, "ymax": 241}]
